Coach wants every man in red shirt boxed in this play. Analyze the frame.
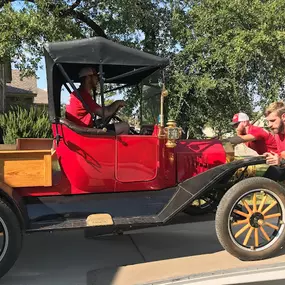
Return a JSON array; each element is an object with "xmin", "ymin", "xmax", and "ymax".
[
  {"xmin": 261, "ymin": 101, "xmax": 285, "ymax": 181},
  {"xmin": 230, "ymin": 112, "xmax": 277, "ymax": 155},
  {"xmin": 65, "ymin": 67, "xmax": 129, "ymax": 134}
]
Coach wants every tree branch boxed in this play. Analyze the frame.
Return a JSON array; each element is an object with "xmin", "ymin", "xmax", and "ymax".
[
  {"xmin": 63, "ymin": 0, "xmax": 81, "ymax": 14},
  {"xmin": 0, "ymin": 0, "xmax": 107, "ymax": 38},
  {"xmin": 70, "ymin": 10, "xmax": 107, "ymax": 38}
]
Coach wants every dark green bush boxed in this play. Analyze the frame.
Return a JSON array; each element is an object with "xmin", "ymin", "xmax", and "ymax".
[{"xmin": 0, "ymin": 105, "xmax": 53, "ymax": 144}]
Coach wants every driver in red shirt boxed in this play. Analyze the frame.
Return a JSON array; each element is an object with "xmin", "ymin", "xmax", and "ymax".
[
  {"xmin": 65, "ymin": 67, "xmax": 129, "ymax": 134},
  {"xmin": 230, "ymin": 112, "xmax": 277, "ymax": 154}
]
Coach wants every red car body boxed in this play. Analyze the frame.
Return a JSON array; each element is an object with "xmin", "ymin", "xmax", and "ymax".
[{"xmin": 17, "ymin": 123, "xmax": 226, "ymax": 197}]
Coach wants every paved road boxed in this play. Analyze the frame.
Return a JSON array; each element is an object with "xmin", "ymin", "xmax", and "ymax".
[{"xmin": 2, "ymin": 214, "xmax": 285, "ymax": 285}]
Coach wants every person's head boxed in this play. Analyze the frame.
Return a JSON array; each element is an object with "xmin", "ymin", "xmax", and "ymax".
[
  {"xmin": 78, "ymin": 67, "xmax": 98, "ymax": 90},
  {"xmin": 264, "ymin": 101, "xmax": 285, "ymax": 134},
  {"xmin": 230, "ymin": 112, "xmax": 250, "ymax": 134}
]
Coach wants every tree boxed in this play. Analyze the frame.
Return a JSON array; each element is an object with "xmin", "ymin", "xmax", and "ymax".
[
  {"xmin": 0, "ymin": 0, "xmax": 176, "ymax": 74},
  {"xmin": 169, "ymin": 0, "xmax": 285, "ymax": 138},
  {"xmin": 0, "ymin": 0, "xmax": 179, "ymax": 127}
]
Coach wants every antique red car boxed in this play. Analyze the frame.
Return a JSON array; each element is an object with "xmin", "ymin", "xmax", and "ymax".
[{"xmin": 0, "ymin": 37, "xmax": 284, "ymax": 278}]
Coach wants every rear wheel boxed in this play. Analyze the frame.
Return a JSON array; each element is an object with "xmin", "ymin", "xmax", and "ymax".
[
  {"xmin": 0, "ymin": 199, "xmax": 23, "ymax": 278},
  {"xmin": 216, "ymin": 177, "xmax": 285, "ymax": 261}
]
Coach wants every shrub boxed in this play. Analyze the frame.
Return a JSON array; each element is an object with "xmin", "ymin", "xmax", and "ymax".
[{"xmin": 0, "ymin": 105, "xmax": 53, "ymax": 144}]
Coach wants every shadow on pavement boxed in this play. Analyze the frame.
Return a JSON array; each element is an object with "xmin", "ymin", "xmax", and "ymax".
[{"xmin": 2, "ymin": 213, "xmax": 224, "ymax": 285}]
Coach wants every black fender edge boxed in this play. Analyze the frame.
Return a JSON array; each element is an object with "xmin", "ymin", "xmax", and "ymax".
[{"xmin": 158, "ymin": 156, "xmax": 267, "ymax": 223}]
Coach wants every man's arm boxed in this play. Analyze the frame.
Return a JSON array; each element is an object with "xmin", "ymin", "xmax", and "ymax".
[
  {"xmin": 95, "ymin": 100, "xmax": 125, "ymax": 118},
  {"xmin": 237, "ymin": 134, "xmax": 256, "ymax": 142}
]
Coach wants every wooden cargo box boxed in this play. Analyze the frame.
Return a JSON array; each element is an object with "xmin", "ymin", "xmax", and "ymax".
[{"xmin": 0, "ymin": 138, "xmax": 54, "ymax": 188}]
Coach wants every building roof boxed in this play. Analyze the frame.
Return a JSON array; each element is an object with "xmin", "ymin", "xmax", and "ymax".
[
  {"xmin": 34, "ymin": 88, "xmax": 48, "ymax": 104},
  {"xmin": 6, "ymin": 70, "xmax": 37, "ymax": 95}
]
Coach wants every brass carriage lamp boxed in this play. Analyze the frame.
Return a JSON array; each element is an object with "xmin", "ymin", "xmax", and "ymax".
[{"xmin": 165, "ymin": 120, "xmax": 182, "ymax": 148}]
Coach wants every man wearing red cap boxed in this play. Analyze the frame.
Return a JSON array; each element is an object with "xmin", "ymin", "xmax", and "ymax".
[
  {"xmin": 230, "ymin": 112, "xmax": 277, "ymax": 155},
  {"xmin": 66, "ymin": 67, "xmax": 129, "ymax": 134}
]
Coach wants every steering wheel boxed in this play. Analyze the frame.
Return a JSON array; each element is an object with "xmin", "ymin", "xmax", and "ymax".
[
  {"xmin": 100, "ymin": 106, "xmax": 121, "ymax": 127},
  {"xmin": 97, "ymin": 107, "xmax": 140, "ymax": 135}
]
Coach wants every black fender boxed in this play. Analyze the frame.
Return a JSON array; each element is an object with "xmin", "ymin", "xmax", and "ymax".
[
  {"xmin": 0, "ymin": 182, "xmax": 29, "ymax": 229},
  {"xmin": 158, "ymin": 156, "xmax": 266, "ymax": 223}
]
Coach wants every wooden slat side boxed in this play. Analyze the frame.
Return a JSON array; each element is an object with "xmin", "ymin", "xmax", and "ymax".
[
  {"xmin": 0, "ymin": 150, "xmax": 51, "ymax": 156},
  {"xmin": 2, "ymin": 159, "xmax": 45, "ymax": 187},
  {"xmin": 16, "ymin": 138, "xmax": 54, "ymax": 150},
  {"xmin": 0, "ymin": 150, "xmax": 53, "ymax": 187},
  {"xmin": 44, "ymin": 154, "xmax": 52, "ymax": 187}
]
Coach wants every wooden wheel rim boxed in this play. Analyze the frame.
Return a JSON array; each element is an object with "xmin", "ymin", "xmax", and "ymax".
[
  {"xmin": 0, "ymin": 217, "xmax": 8, "ymax": 262},
  {"xmin": 228, "ymin": 189, "xmax": 285, "ymax": 252}
]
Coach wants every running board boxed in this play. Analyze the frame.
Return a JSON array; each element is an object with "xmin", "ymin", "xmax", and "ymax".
[{"xmin": 27, "ymin": 214, "xmax": 162, "ymax": 233}]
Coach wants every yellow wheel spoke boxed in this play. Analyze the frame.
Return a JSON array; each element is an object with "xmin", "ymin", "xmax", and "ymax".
[
  {"xmin": 254, "ymin": 228, "xmax": 259, "ymax": 247},
  {"xmin": 252, "ymin": 193, "xmax": 257, "ymax": 212},
  {"xmin": 233, "ymin": 209, "xmax": 249, "ymax": 218},
  {"xmin": 258, "ymin": 195, "xmax": 267, "ymax": 212},
  {"xmin": 232, "ymin": 219, "xmax": 248, "ymax": 226},
  {"xmin": 262, "ymin": 201, "xmax": 277, "ymax": 215},
  {"xmin": 235, "ymin": 223, "xmax": 250, "ymax": 238},
  {"xmin": 243, "ymin": 227, "xmax": 254, "ymax": 246},
  {"xmin": 264, "ymin": 222, "xmax": 279, "ymax": 231},
  {"xmin": 260, "ymin": 226, "xmax": 270, "ymax": 241},
  {"xmin": 242, "ymin": 200, "xmax": 252, "ymax": 215},
  {"xmin": 264, "ymin": 213, "xmax": 281, "ymax": 219}
]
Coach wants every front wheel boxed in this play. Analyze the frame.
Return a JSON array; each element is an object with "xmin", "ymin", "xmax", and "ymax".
[
  {"xmin": 215, "ymin": 177, "xmax": 285, "ymax": 261},
  {"xmin": 0, "ymin": 199, "xmax": 23, "ymax": 278}
]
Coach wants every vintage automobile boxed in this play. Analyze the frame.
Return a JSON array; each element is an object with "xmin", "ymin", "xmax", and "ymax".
[{"xmin": 0, "ymin": 37, "xmax": 285, "ymax": 278}]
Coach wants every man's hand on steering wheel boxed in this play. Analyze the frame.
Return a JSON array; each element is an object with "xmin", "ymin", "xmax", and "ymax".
[
  {"xmin": 100, "ymin": 100, "xmax": 126, "ymax": 128},
  {"xmin": 115, "ymin": 100, "xmax": 126, "ymax": 109}
]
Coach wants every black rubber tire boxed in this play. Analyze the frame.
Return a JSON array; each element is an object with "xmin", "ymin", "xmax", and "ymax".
[
  {"xmin": 215, "ymin": 177, "xmax": 285, "ymax": 261},
  {"xmin": 0, "ymin": 199, "xmax": 23, "ymax": 278}
]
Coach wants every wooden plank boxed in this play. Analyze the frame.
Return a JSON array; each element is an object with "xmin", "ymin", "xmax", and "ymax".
[
  {"xmin": 0, "ymin": 149, "xmax": 53, "ymax": 187},
  {"xmin": 44, "ymin": 154, "xmax": 52, "ymax": 187},
  {"xmin": 1, "ymin": 159, "xmax": 45, "ymax": 187},
  {"xmin": 0, "ymin": 150, "xmax": 51, "ymax": 155},
  {"xmin": 16, "ymin": 138, "xmax": 54, "ymax": 150}
]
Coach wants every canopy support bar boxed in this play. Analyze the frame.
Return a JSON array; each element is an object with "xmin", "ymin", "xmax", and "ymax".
[
  {"xmin": 105, "ymin": 66, "xmax": 156, "ymax": 83},
  {"xmin": 104, "ymin": 83, "xmax": 131, "ymax": 94},
  {"xmin": 99, "ymin": 64, "xmax": 105, "ymax": 122}
]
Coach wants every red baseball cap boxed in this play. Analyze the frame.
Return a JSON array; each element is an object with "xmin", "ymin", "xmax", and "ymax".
[{"xmin": 230, "ymin": 112, "xmax": 249, "ymax": 125}]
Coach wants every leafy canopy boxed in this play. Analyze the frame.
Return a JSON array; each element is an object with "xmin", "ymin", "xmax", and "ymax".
[{"xmin": 170, "ymin": 0, "xmax": 285, "ymax": 137}]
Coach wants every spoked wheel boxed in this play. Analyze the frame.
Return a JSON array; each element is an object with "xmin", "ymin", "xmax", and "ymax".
[
  {"xmin": 216, "ymin": 177, "xmax": 285, "ymax": 261},
  {"xmin": 0, "ymin": 199, "xmax": 22, "ymax": 278}
]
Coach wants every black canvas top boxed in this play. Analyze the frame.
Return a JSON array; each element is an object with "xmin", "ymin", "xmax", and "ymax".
[
  {"xmin": 44, "ymin": 36, "xmax": 168, "ymax": 67},
  {"xmin": 43, "ymin": 36, "xmax": 169, "ymax": 120},
  {"xmin": 44, "ymin": 36, "xmax": 169, "ymax": 84}
]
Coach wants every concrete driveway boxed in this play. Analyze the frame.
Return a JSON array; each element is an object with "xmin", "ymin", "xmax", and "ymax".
[{"xmin": 2, "ymin": 214, "xmax": 285, "ymax": 285}]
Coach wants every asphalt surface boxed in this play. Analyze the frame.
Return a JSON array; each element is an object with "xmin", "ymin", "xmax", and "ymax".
[{"xmin": 2, "ymin": 214, "xmax": 285, "ymax": 285}]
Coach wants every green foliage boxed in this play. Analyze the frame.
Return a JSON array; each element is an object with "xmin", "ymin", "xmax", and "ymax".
[
  {"xmin": 0, "ymin": 106, "xmax": 52, "ymax": 144},
  {"xmin": 170, "ymin": 0, "xmax": 285, "ymax": 138}
]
